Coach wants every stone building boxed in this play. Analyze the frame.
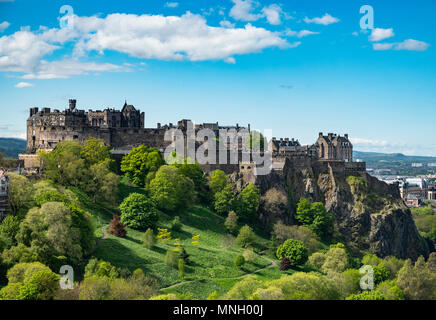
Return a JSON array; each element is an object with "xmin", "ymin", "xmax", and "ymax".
[
  {"xmin": 0, "ymin": 170, "xmax": 9, "ymax": 222},
  {"xmin": 315, "ymin": 132, "xmax": 353, "ymax": 162}
]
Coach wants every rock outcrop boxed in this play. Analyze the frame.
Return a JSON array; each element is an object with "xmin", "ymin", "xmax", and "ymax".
[{"xmin": 238, "ymin": 158, "xmax": 429, "ymax": 260}]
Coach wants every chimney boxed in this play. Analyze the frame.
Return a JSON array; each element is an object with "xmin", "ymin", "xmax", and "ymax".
[
  {"xmin": 279, "ymin": 138, "xmax": 283, "ymax": 142},
  {"xmin": 157, "ymin": 123, "xmax": 161, "ymax": 129},
  {"xmin": 344, "ymin": 134, "xmax": 349, "ymax": 140},
  {"xmin": 319, "ymin": 132, "xmax": 323, "ymax": 137},
  {"xmin": 328, "ymin": 133, "xmax": 333, "ymax": 139},
  {"xmin": 69, "ymin": 99, "xmax": 76, "ymax": 111},
  {"xmin": 43, "ymin": 108, "xmax": 51, "ymax": 114},
  {"xmin": 284, "ymin": 138, "xmax": 289, "ymax": 142},
  {"xmin": 291, "ymin": 138, "xmax": 295, "ymax": 143},
  {"xmin": 272, "ymin": 137, "xmax": 276, "ymax": 141}
]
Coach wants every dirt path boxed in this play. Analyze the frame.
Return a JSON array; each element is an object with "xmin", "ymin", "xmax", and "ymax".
[
  {"xmin": 95, "ymin": 225, "xmax": 109, "ymax": 249},
  {"xmin": 160, "ymin": 253, "xmax": 277, "ymax": 291}
]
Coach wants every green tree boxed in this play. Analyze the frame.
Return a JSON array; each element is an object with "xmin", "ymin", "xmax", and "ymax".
[
  {"xmin": 119, "ymin": 193, "xmax": 158, "ymax": 230},
  {"xmin": 120, "ymin": 145, "xmax": 164, "ymax": 187},
  {"xmin": 234, "ymin": 254, "xmax": 246, "ymax": 268},
  {"xmin": 295, "ymin": 198, "xmax": 333, "ymax": 238},
  {"xmin": 7, "ymin": 173, "xmax": 34, "ymax": 215},
  {"xmin": 141, "ymin": 228, "xmax": 156, "ymax": 249},
  {"xmin": 396, "ymin": 254, "xmax": 436, "ymax": 300},
  {"xmin": 0, "ymin": 262, "xmax": 58, "ymax": 300},
  {"xmin": 214, "ymin": 184, "xmax": 235, "ymax": 215},
  {"xmin": 87, "ymin": 159, "xmax": 120, "ymax": 204},
  {"xmin": 149, "ymin": 166, "xmax": 194, "ymax": 212},
  {"xmin": 209, "ymin": 170, "xmax": 228, "ymax": 195},
  {"xmin": 237, "ymin": 183, "xmax": 260, "ymax": 220},
  {"xmin": 171, "ymin": 216, "xmax": 182, "ymax": 231},
  {"xmin": 80, "ymin": 138, "xmax": 111, "ymax": 167},
  {"xmin": 276, "ymin": 239, "xmax": 308, "ymax": 266},
  {"xmin": 236, "ymin": 225, "xmax": 255, "ymax": 247}
]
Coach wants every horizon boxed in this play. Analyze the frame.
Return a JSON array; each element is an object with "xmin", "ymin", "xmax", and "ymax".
[{"xmin": 0, "ymin": 0, "xmax": 435, "ymax": 156}]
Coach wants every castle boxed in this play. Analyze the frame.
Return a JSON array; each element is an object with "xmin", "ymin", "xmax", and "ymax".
[{"xmin": 20, "ymin": 99, "xmax": 363, "ymax": 175}]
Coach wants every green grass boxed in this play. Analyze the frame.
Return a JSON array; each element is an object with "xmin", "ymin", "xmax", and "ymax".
[{"xmin": 81, "ymin": 179, "xmax": 275, "ymax": 296}]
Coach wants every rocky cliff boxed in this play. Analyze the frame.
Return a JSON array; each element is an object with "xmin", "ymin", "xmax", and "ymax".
[{"xmin": 238, "ymin": 158, "xmax": 428, "ymax": 260}]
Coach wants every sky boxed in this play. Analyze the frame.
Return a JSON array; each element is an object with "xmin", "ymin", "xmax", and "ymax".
[{"xmin": 0, "ymin": 0, "xmax": 435, "ymax": 155}]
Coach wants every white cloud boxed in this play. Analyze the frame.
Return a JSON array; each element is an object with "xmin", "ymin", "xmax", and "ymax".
[
  {"xmin": 0, "ymin": 30, "xmax": 60, "ymax": 73},
  {"xmin": 352, "ymin": 31, "xmax": 358, "ymax": 36},
  {"xmin": 395, "ymin": 39, "xmax": 430, "ymax": 51},
  {"xmin": 164, "ymin": 2, "xmax": 178, "ymax": 8},
  {"xmin": 304, "ymin": 13, "xmax": 339, "ymax": 25},
  {"xmin": 369, "ymin": 28, "xmax": 394, "ymax": 42},
  {"xmin": 0, "ymin": 12, "xmax": 291, "ymax": 78},
  {"xmin": 261, "ymin": 4, "xmax": 282, "ymax": 25},
  {"xmin": 373, "ymin": 39, "xmax": 430, "ymax": 51},
  {"xmin": 220, "ymin": 20, "xmax": 235, "ymax": 28},
  {"xmin": 21, "ymin": 59, "xmax": 126, "ymax": 79},
  {"xmin": 224, "ymin": 57, "xmax": 236, "ymax": 64},
  {"xmin": 229, "ymin": 0, "xmax": 262, "ymax": 21},
  {"xmin": 286, "ymin": 29, "xmax": 319, "ymax": 38},
  {"xmin": 0, "ymin": 21, "xmax": 10, "ymax": 32},
  {"xmin": 73, "ymin": 12, "xmax": 288, "ymax": 62},
  {"xmin": 373, "ymin": 43, "xmax": 395, "ymax": 51},
  {"xmin": 14, "ymin": 81, "xmax": 34, "ymax": 88}
]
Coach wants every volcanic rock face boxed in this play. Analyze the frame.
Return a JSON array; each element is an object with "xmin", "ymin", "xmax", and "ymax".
[{"xmin": 245, "ymin": 158, "xmax": 428, "ymax": 260}]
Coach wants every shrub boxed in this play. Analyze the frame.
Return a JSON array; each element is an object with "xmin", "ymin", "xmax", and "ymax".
[
  {"xmin": 165, "ymin": 250, "xmax": 179, "ymax": 268},
  {"xmin": 108, "ymin": 215, "xmax": 127, "ymax": 238},
  {"xmin": 178, "ymin": 259, "xmax": 185, "ymax": 278},
  {"xmin": 295, "ymin": 198, "xmax": 333, "ymax": 239},
  {"xmin": 119, "ymin": 193, "xmax": 158, "ymax": 230},
  {"xmin": 171, "ymin": 216, "xmax": 182, "ymax": 231},
  {"xmin": 346, "ymin": 290, "xmax": 384, "ymax": 300},
  {"xmin": 179, "ymin": 247, "xmax": 190, "ymax": 264},
  {"xmin": 236, "ymin": 225, "xmax": 255, "ymax": 247},
  {"xmin": 272, "ymin": 222, "xmax": 321, "ymax": 254},
  {"xmin": 276, "ymin": 239, "xmax": 308, "ymax": 266},
  {"xmin": 234, "ymin": 254, "xmax": 245, "ymax": 268},
  {"xmin": 141, "ymin": 228, "xmax": 156, "ymax": 249},
  {"xmin": 224, "ymin": 211, "xmax": 238, "ymax": 234}
]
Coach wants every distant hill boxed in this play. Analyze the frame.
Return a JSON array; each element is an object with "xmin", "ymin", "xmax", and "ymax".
[
  {"xmin": 0, "ymin": 138, "xmax": 26, "ymax": 158},
  {"xmin": 354, "ymin": 150, "xmax": 436, "ymax": 163}
]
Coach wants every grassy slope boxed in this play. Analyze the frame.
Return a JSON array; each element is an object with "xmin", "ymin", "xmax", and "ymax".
[{"xmin": 81, "ymin": 177, "xmax": 288, "ymax": 299}]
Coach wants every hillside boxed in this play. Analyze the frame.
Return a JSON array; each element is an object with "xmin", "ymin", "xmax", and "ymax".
[{"xmin": 0, "ymin": 138, "xmax": 26, "ymax": 158}]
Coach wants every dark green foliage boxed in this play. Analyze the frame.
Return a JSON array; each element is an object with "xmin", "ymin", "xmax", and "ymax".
[
  {"xmin": 214, "ymin": 184, "xmax": 235, "ymax": 215},
  {"xmin": 119, "ymin": 193, "xmax": 158, "ymax": 230},
  {"xmin": 276, "ymin": 239, "xmax": 308, "ymax": 266},
  {"xmin": 295, "ymin": 198, "xmax": 333, "ymax": 238},
  {"xmin": 373, "ymin": 265, "xmax": 390, "ymax": 285},
  {"xmin": 179, "ymin": 247, "xmax": 190, "ymax": 264},
  {"xmin": 234, "ymin": 254, "xmax": 245, "ymax": 268},
  {"xmin": 178, "ymin": 259, "xmax": 185, "ymax": 278},
  {"xmin": 171, "ymin": 216, "xmax": 182, "ymax": 231},
  {"xmin": 120, "ymin": 145, "xmax": 164, "ymax": 187},
  {"xmin": 236, "ymin": 183, "xmax": 260, "ymax": 220}
]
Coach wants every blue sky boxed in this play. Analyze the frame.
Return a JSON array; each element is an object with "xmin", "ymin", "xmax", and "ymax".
[{"xmin": 0, "ymin": 0, "xmax": 435, "ymax": 155}]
